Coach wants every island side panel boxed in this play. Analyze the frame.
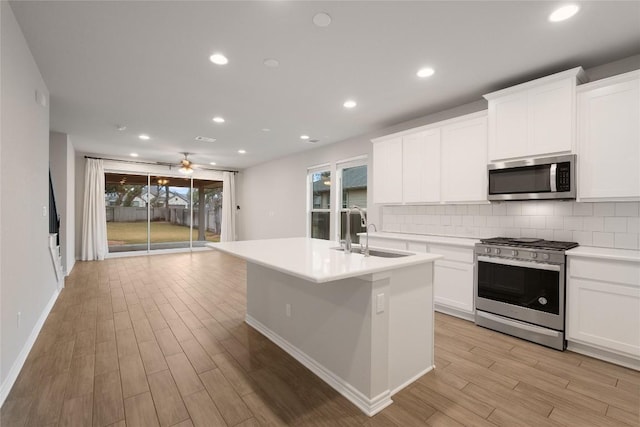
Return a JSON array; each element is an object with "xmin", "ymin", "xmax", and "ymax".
[
  {"xmin": 245, "ymin": 262, "xmax": 389, "ymax": 401},
  {"xmin": 388, "ymin": 262, "xmax": 435, "ymax": 393}
]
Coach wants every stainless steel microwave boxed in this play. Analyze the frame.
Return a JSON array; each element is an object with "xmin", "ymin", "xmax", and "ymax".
[{"xmin": 488, "ymin": 154, "xmax": 576, "ymax": 201}]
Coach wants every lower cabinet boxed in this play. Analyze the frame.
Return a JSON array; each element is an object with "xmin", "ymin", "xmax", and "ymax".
[
  {"xmin": 567, "ymin": 256, "xmax": 640, "ymax": 369},
  {"xmin": 365, "ymin": 236, "xmax": 475, "ymax": 320}
]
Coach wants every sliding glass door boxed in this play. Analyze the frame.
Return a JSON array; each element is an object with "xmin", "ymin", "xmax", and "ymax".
[{"xmin": 105, "ymin": 172, "xmax": 221, "ymax": 254}]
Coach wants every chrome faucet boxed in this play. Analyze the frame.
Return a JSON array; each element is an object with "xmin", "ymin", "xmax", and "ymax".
[{"xmin": 349, "ymin": 205, "xmax": 369, "ymax": 256}]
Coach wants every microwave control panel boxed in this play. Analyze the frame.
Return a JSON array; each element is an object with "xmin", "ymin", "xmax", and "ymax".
[{"xmin": 556, "ymin": 162, "xmax": 571, "ymax": 192}]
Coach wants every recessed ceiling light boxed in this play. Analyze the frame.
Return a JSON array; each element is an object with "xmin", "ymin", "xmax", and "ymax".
[
  {"xmin": 313, "ymin": 12, "xmax": 332, "ymax": 27},
  {"xmin": 130, "ymin": 153, "xmax": 139, "ymax": 157},
  {"xmin": 212, "ymin": 116, "xmax": 225, "ymax": 123},
  {"xmin": 210, "ymin": 162, "xmax": 217, "ymax": 166},
  {"xmin": 138, "ymin": 134, "xmax": 150, "ymax": 140},
  {"xmin": 549, "ymin": 4, "xmax": 579, "ymax": 22},
  {"xmin": 209, "ymin": 53, "xmax": 229, "ymax": 65},
  {"xmin": 262, "ymin": 128, "xmax": 271, "ymax": 132},
  {"xmin": 343, "ymin": 100, "xmax": 357, "ymax": 109},
  {"xmin": 263, "ymin": 58, "xmax": 280, "ymax": 68},
  {"xmin": 417, "ymin": 67, "xmax": 435, "ymax": 78},
  {"xmin": 238, "ymin": 149, "xmax": 246, "ymax": 154},
  {"xmin": 300, "ymin": 135, "xmax": 310, "ymax": 140}
]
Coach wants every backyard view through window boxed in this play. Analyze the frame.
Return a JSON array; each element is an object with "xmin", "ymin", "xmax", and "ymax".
[
  {"xmin": 339, "ymin": 163, "xmax": 367, "ymax": 244},
  {"xmin": 310, "ymin": 170, "xmax": 331, "ymax": 240},
  {"xmin": 105, "ymin": 173, "xmax": 222, "ymax": 253}
]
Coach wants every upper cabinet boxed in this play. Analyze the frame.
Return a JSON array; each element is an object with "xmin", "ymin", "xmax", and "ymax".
[
  {"xmin": 372, "ymin": 136, "xmax": 403, "ymax": 204},
  {"xmin": 484, "ymin": 67, "xmax": 586, "ymax": 162},
  {"xmin": 577, "ymin": 70, "xmax": 640, "ymax": 202},
  {"xmin": 372, "ymin": 111, "xmax": 488, "ymax": 205},
  {"xmin": 441, "ymin": 115, "xmax": 488, "ymax": 203}
]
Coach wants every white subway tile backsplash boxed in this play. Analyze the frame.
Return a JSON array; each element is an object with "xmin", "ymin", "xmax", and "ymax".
[
  {"xmin": 573, "ymin": 231, "xmax": 593, "ymax": 246},
  {"xmin": 615, "ymin": 202, "xmax": 639, "ymax": 217},
  {"xmin": 604, "ymin": 217, "xmax": 627, "ymax": 233},
  {"xmin": 615, "ymin": 233, "xmax": 639, "ymax": 250},
  {"xmin": 573, "ymin": 203, "xmax": 593, "ymax": 216},
  {"xmin": 593, "ymin": 203, "xmax": 615, "ymax": 217},
  {"xmin": 514, "ymin": 216, "xmax": 531, "ymax": 228},
  {"xmin": 554, "ymin": 202, "xmax": 573, "ymax": 216},
  {"xmin": 507, "ymin": 202, "xmax": 522, "ymax": 216},
  {"xmin": 492, "ymin": 203, "xmax": 507, "ymax": 215},
  {"xmin": 380, "ymin": 200, "xmax": 639, "ymax": 250},
  {"xmin": 546, "ymin": 216, "xmax": 564, "ymax": 230},
  {"xmin": 564, "ymin": 216, "xmax": 584, "ymax": 231},
  {"xmin": 593, "ymin": 232, "xmax": 615, "ymax": 248},
  {"xmin": 499, "ymin": 216, "xmax": 515, "ymax": 228},
  {"xmin": 554, "ymin": 230, "xmax": 573, "ymax": 241},
  {"xmin": 530, "ymin": 216, "xmax": 546, "ymax": 229},
  {"xmin": 583, "ymin": 216, "xmax": 604, "ymax": 232},
  {"xmin": 479, "ymin": 205, "xmax": 493, "ymax": 216}
]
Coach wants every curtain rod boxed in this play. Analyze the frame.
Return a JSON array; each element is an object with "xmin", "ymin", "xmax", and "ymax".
[{"xmin": 84, "ymin": 155, "xmax": 239, "ymax": 174}]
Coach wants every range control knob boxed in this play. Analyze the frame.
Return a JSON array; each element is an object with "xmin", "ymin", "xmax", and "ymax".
[
  {"xmin": 495, "ymin": 248, "xmax": 501, "ymax": 255},
  {"xmin": 542, "ymin": 253, "xmax": 550, "ymax": 260},
  {"xmin": 485, "ymin": 247, "xmax": 491, "ymax": 253},
  {"xmin": 531, "ymin": 252, "xmax": 538, "ymax": 259},
  {"xmin": 538, "ymin": 297, "xmax": 548, "ymax": 305},
  {"xmin": 511, "ymin": 250, "xmax": 518, "ymax": 257}
]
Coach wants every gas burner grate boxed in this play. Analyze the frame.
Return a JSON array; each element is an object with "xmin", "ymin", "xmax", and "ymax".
[{"xmin": 480, "ymin": 237, "xmax": 579, "ymax": 251}]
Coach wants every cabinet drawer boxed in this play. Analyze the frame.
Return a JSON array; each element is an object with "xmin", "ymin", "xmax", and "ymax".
[
  {"xmin": 569, "ymin": 258, "xmax": 640, "ymax": 287},
  {"xmin": 434, "ymin": 260, "xmax": 474, "ymax": 313},
  {"xmin": 429, "ymin": 244, "xmax": 474, "ymax": 264}
]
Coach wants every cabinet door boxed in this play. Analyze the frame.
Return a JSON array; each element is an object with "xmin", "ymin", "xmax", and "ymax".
[
  {"xmin": 528, "ymin": 78, "xmax": 574, "ymax": 156},
  {"xmin": 402, "ymin": 129, "xmax": 441, "ymax": 203},
  {"xmin": 434, "ymin": 260, "xmax": 474, "ymax": 314},
  {"xmin": 488, "ymin": 91, "xmax": 527, "ymax": 161},
  {"xmin": 578, "ymin": 75, "xmax": 640, "ymax": 200},
  {"xmin": 441, "ymin": 116, "xmax": 488, "ymax": 203},
  {"xmin": 373, "ymin": 138, "xmax": 403, "ymax": 204}
]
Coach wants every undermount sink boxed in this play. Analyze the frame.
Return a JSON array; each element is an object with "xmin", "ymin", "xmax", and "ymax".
[{"xmin": 331, "ymin": 246, "xmax": 413, "ymax": 258}]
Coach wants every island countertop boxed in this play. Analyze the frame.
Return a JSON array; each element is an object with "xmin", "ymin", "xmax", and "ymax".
[{"xmin": 207, "ymin": 237, "xmax": 442, "ymax": 283}]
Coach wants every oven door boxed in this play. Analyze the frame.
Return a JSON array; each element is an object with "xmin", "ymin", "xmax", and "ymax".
[{"xmin": 476, "ymin": 256, "xmax": 565, "ymax": 331}]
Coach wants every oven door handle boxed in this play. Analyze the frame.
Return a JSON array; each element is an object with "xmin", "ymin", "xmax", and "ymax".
[{"xmin": 477, "ymin": 255, "xmax": 561, "ymax": 272}]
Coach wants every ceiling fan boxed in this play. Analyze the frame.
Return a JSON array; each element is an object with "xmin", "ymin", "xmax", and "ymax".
[{"xmin": 179, "ymin": 152, "xmax": 194, "ymax": 175}]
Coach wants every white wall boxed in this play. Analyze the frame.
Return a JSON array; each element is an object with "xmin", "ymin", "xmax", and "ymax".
[
  {"xmin": 49, "ymin": 131, "xmax": 76, "ymax": 274},
  {"xmin": 1, "ymin": 1, "xmax": 58, "ymax": 403}
]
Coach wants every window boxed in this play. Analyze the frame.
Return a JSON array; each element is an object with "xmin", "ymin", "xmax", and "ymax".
[
  {"xmin": 337, "ymin": 161, "xmax": 367, "ymax": 243},
  {"xmin": 309, "ymin": 168, "xmax": 331, "ymax": 240}
]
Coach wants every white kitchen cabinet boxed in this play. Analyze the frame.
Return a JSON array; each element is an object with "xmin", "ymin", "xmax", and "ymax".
[
  {"xmin": 372, "ymin": 136, "xmax": 403, "ymax": 204},
  {"xmin": 441, "ymin": 114, "xmax": 488, "ymax": 203},
  {"xmin": 567, "ymin": 251, "xmax": 640, "ymax": 369},
  {"xmin": 402, "ymin": 129, "xmax": 441, "ymax": 204},
  {"xmin": 577, "ymin": 70, "xmax": 640, "ymax": 201},
  {"xmin": 485, "ymin": 67, "xmax": 585, "ymax": 161}
]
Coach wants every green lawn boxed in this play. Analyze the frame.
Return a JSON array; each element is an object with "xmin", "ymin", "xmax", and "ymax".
[{"xmin": 107, "ymin": 221, "xmax": 220, "ymax": 245}]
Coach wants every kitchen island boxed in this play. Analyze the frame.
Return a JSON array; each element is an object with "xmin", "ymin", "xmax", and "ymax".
[{"xmin": 207, "ymin": 237, "xmax": 442, "ymax": 416}]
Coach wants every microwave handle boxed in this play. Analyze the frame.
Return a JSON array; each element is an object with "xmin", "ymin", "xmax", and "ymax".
[{"xmin": 550, "ymin": 163, "xmax": 557, "ymax": 192}]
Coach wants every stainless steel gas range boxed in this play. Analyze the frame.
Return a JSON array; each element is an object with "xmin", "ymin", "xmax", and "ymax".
[{"xmin": 474, "ymin": 237, "xmax": 579, "ymax": 350}]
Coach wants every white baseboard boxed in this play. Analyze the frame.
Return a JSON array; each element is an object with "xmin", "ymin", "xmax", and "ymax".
[
  {"xmin": 391, "ymin": 365, "xmax": 434, "ymax": 395},
  {"xmin": 567, "ymin": 341, "xmax": 640, "ymax": 371},
  {"xmin": 0, "ymin": 288, "xmax": 60, "ymax": 406},
  {"xmin": 434, "ymin": 304, "xmax": 475, "ymax": 322},
  {"xmin": 245, "ymin": 314, "xmax": 393, "ymax": 416}
]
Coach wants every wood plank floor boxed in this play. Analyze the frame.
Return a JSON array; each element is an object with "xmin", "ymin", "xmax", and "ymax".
[{"xmin": 1, "ymin": 251, "xmax": 639, "ymax": 426}]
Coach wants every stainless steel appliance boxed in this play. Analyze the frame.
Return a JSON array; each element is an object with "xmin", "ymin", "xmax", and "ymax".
[
  {"xmin": 488, "ymin": 154, "xmax": 576, "ymax": 201},
  {"xmin": 474, "ymin": 237, "xmax": 578, "ymax": 350}
]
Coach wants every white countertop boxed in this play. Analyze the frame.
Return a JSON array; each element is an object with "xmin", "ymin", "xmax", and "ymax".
[
  {"xmin": 360, "ymin": 232, "xmax": 480, "ymax": 248},
  {"xmin": 566, "ymin": 246, "xmax": 640, "ymax": 263},
  {"xmin": 207, "ymin": 237, "xmax": 442, "ymax": 283}
]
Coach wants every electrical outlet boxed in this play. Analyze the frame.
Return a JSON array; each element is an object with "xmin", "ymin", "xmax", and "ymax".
[
  {"xmin": 285, "ymin": 303, "xmax": 291, "ymax": 317},
  {"xmin": 376, "ymin": 293, "xmax": 385, "ymax": 314},
  {"xmin": 17, "ymin": 312, "xmax": 21, "ymax": 328},
  {"xmin": 42, "ymin": 206, "xmax": 47, "ymax": 217}
]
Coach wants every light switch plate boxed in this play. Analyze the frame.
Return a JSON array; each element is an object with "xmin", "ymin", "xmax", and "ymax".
[{"xmin": 376, "ymin": 293, "xmax": 385, "ymax": 314}]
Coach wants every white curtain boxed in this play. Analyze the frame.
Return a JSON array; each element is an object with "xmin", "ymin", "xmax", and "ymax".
[
  {"xmin": 81, "ymin": 159, "xmax": 108, "ymax": 260},
  {"xmin": 221, "ymin": 171, "xmax": 236, "ymax": 242}
]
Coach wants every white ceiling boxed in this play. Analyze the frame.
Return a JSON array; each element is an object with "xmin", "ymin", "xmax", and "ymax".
[{"xmin": 10, "ymin": 1, "xmax": 640, "ymax": 170}]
